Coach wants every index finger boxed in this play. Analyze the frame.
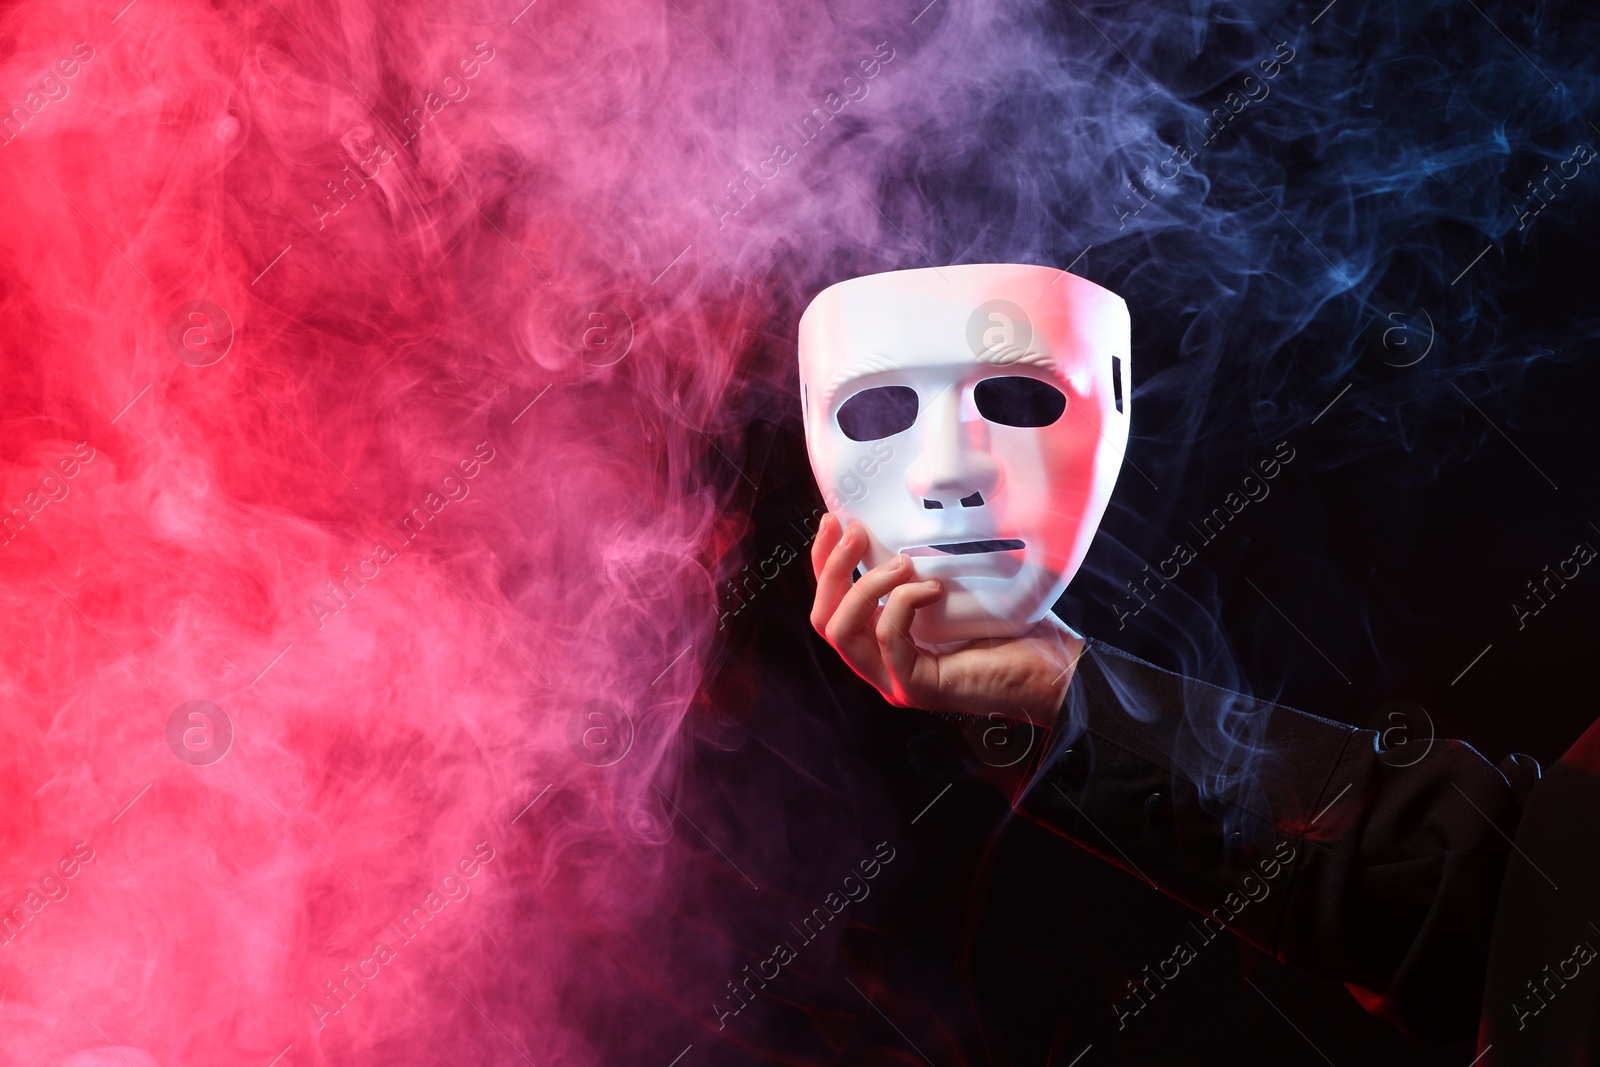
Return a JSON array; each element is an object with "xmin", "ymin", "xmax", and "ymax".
[
  {"xmin": 810, "ymin": 520, "xmax": 868, "ymax": 638},
  {"xmin": 810, "ymin": 511, "xmax": 842, "ymax": 581}
]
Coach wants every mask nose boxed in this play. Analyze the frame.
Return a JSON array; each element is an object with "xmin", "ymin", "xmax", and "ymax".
[{"xmin": 905, "ymin": 385, "xmax": 1000, "ymax": 511}]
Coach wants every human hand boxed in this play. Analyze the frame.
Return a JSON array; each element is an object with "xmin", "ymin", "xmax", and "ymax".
[{"xmin": 809, "ymin": 513, "xmax": 1084, "ymax": 726}]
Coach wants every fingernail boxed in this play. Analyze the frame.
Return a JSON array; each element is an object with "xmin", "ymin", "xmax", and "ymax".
[
  {"xmin": 925, "ymin": 580, "xmax": 942, "ymax": 592},
  {"xmin": 891, "ymin": 554, "xmax": 909, "ymax": 569}
]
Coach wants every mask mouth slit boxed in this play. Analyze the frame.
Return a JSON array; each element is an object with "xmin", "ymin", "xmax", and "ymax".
[{"xmin": 902, "ymin": 539, "xmax": 1025, "ymax": 557}]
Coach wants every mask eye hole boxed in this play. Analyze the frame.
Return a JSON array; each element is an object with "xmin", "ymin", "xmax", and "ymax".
[
  {"xmin": 836, "ymin": 385, "xmax": 919, "ymax": 442},
  {"xmin": 973, "ymin": 376, "xmax": 1067, "ymax": 427}
]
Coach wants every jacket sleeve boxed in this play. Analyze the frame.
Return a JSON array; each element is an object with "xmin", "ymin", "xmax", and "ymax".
[{"xmin": 1012, "ymin": 637, "xmax": 1540, "ymax": 1043}]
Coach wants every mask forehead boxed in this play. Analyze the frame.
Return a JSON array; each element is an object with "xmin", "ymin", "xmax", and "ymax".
[{"xmin": 799, "ymin": 263, "xmax": 1128, "ymax": 404}]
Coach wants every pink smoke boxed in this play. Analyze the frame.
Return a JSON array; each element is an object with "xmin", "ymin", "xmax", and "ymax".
[{"xmin": 0, "ymin": 0, "xmax": 997, "ymax": 1058}]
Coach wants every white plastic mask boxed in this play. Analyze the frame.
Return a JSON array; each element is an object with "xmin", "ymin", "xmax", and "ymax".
[{"xmin": 798, "ymin": 263, "xmax": 1131, "ymax": 649}]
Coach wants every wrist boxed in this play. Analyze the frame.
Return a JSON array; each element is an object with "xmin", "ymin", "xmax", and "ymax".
[{"xmin": 1023, "ymin": 613, "xmax": 1084, "ymax": 727}]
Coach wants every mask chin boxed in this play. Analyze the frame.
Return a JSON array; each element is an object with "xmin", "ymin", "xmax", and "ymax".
[{"xmin": 901, "ymin": 562, "xmax": 1061, "ymax": 647}]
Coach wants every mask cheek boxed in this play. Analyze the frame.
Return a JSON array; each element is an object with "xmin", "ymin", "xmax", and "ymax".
[
  {"xmin": 833, "ymin": 437, "xmax": 900, "ymax": 507},
  {"xmin": 1017, "ymin": 432, "xmax": 1098, "ymax": 573}
]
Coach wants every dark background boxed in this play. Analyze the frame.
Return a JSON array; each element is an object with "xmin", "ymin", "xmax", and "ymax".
[{"xmin": 688, "ymin": 0, "xmax": 1600, "ymax": 1059}]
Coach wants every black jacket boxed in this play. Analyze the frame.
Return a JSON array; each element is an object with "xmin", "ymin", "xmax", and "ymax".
[{"xmin": 1014, "ymin": 638, "xmax": 1599, "ymax": 1062}]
